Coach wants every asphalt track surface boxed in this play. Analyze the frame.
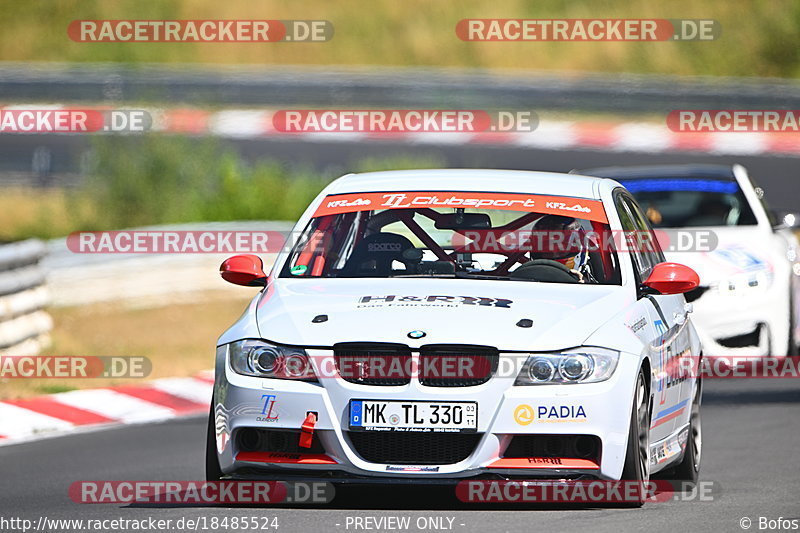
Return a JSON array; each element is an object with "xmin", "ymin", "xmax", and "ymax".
[
  {"xmin": 2, "ymin": 134, "xmax": 800, "ymax": 212},
  {"xmin": 1, "ymin": 378, "xmax": 798, "ymax": 533}
]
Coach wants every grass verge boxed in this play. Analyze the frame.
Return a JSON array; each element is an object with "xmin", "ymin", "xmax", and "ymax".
[
  {"xmin": 0, "ymin": 0, "xmax": 799, "ymax": 78},
  {"xmin": 0, "ymin": 293, "xmax": 254, "ymax": 399},
  {"xmin": 0, "ymin": 135, "xmax": 446, "ymax": 241}
]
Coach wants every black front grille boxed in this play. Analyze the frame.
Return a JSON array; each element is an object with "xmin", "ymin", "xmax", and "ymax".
[
  {"xmin": 334, "ymin": 342, "xmax": 411, "ymax": 386},
  {"xmin": 348, "ymin": 431, "xmax": 482, "ymax": 464},
  {"xmin": 419, "ymin": 345, "xmax": 499, "ymax": 387}
]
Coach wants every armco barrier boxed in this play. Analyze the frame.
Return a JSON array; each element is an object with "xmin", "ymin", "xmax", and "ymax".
[
  {"xmin": 2, "ymin": 62, "xmax": 800, "ymax": 112},
  {"xmin": 43, "ymin": 221, "xmax": 292, "ymax": 308},
  {"xmin": 0, "ymin": 239, "xmax": 52, "ymax": 356}
]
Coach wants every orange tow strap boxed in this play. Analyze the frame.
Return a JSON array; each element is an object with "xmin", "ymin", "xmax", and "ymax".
[{"xmin": 299, "ymin": 412, "xmax": 317, "ymax": 448}]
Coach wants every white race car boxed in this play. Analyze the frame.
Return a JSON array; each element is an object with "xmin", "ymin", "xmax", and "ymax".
[
  {"xmin": 578, "ymin": 164, "xmax": 800, "ymax": 357},
  {"xmin": 206, "ymin": 169, "xmax": 703, "ymax": 504}
]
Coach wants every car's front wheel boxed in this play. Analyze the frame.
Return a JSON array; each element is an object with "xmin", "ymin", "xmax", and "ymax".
[
  {"xmin": 206, "ymin": 403, "xmax": 223, "ymax": 481},
  {"xmin": 620, "ymin": 368, "xmax": 650, "ymax": 507}
]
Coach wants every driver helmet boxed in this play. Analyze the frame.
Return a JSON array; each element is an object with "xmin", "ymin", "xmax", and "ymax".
[{"xmin": 533, "ymin": 214, "xmax": 589, "ymax": 270}]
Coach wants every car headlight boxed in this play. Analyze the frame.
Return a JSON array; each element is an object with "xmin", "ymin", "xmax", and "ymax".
[
  {"xmin": 229, "ymin": 339, "xmax": 317, "ymax": 381},
  {"xmin": 514, "ymin": 347, "xmax": 619, "ymax": 385}
]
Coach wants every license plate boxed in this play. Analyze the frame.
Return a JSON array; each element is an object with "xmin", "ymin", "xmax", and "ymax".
[{"xmin": 349, "ymin": 400, "xmax": 477, "ymax": 432}]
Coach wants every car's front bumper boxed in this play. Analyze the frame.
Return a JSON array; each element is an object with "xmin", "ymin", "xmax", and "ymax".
[
  {"xmin": 212, "ymin": 346, "xmax": 642, "ymax": 482},
  {"xmin": 688, "ymin": 282, "xmax": 785, "ymax": 356}
]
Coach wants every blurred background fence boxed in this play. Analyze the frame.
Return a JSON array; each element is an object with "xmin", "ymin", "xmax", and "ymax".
[
  {"xmin": 3, "ymin": 63, "xmax": 800, "ymax": 112},
  {"xmin": 0, "ymin": 239, "xmax": 51, "ymax": 356},
  {"xmin": 42, "ymin": 221, "xmax": 291, "ymax": 308}
]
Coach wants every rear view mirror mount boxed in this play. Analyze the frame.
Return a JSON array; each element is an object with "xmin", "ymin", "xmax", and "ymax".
[{"xmin": 434, "ymin": 213, "xmax": 491, "ymax": 230}]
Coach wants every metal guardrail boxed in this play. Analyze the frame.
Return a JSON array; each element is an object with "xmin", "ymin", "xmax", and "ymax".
[
  {"xmin": 43, "ymin": 221, "xmax": 293, "ymax": 308},
  {"xmin": 2, "ymin": 62, "xmax": 800, "ymax": 113},
  {"xmin": 0, "ymin": 239, "xmax": 52, "ymax": 356}
]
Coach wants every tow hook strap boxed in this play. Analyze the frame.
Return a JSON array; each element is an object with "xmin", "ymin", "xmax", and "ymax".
[{"xmin": 299, "ymin": 412, "xmax": 317, "ymax": 448}]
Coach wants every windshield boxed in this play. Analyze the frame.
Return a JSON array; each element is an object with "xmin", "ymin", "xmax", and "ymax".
[
  {"xmin": 619, "ymin": 178, "xmax": 757, "ymax": 227},
  {"xmin": 281, "ymin": 191, "xmax": 621, "ymax": 285}
]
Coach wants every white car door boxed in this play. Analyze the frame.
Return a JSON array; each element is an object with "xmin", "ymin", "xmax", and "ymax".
[{"xmin": 616, "ymin": 192, "xmax": 693, "ymax": 439}]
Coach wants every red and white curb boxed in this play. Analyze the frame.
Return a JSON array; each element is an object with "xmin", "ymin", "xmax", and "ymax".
[
  {"xmin": 0, "ymin": 371, "xmax": 213, "ymax": 446},
  {"xmin": 3, "ymin": 105, "xmax": 800, "ymax": 156},
  {"xmin": 154, "ymin": 109, "xmax": 800, "ymax": 156}
]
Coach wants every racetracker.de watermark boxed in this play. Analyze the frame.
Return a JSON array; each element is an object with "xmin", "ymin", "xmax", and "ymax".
[
  {"xmin": 0, "ymin": 356, "xmax": 151, "ymax": 379},
  {"xmin": 67, "ymin": 230, "xmax": 286, "ymax": 254},
  {"xmin": 456, "ymin": 480, "xmax": 717, "ymax": 503},
  {"xmin": 450, "ymin": 228, "xmax": 718, "ymax": 254},
  {"xmin": 668, "ymin": 110, "xmax": 800, "ymax": 132},
  {"xmin": 264, "ymin": 355, "xmax": 800, "ymax": 382},
  {"xmin": 456, "ymin": 19, "xmax": 720, "ymax": 41},
  {"xmin": 66, "ymin": 228, "xmax": 718, "ymax": 254},
  {"xmin": 666, "ymin": 356, "xmax": 800, "ymax": 380},
  {"xmin": 70, "ymin": 481, "xmax": 333, "ymax": 504},
  {"xmin": 0, "ymin": 516, "xmax": 280, "ymax": 533},
  {"xmin": 0, "ymin": 109, "xmax": 150, "ymax": 133},
  {"xmin": 68, "ymin": 20, "xmax": 333, "ymax": 42},
  {"xmin": 272, "ymin": 110, "xmax": 538, "ymax": 133}
]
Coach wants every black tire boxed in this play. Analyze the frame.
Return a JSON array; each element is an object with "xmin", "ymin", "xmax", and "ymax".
[
  {"xmin": 664, "ymin": 378, "xmax": 702, "ymax": 488},
  {"xmin": 205, "ymin": 403, "xmax": 223, "ymax": 481},
  {"xmin": 619, "ymin": 368, "xmax": 650, "ymax": 507}
]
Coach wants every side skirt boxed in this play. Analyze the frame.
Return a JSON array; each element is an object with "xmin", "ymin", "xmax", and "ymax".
[{"xmin": 649, "ymin": 423, "xmax": 690, "ymax": 475}]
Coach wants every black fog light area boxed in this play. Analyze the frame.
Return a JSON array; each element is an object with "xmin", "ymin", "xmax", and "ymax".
[
  {"xmin": 237, "ymin": 428, "xmax": 263, "ymax": 452},
  {"xmin": 573, "ymin": 435, "xmax": 598, "ymax": 458},
  {"xmin": 235, "ymin": 428, "xmax": 325, "ymax": 454},
  {"xmin": 504, "ymin": 434, "xmax": 601, "ymax": 462}
]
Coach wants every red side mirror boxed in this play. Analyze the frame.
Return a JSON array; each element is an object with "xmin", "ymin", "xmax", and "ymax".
[
  {"xmin": 642, "ymin": 262, "xmax": 700, "ymax": 295},
  {"xmin": 220, "ymin": 255, "xmax": 267, "ymax": 287}
]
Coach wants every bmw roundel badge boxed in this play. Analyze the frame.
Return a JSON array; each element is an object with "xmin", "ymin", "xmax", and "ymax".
[{"xmin": 407, "ymin": 330, "xmax": 426, "ymax": 339}]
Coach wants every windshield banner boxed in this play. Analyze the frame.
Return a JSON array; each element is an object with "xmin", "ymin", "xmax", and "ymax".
[{"xmin": 313, "ymin": 191, "xmax": 608, "ymax": 223}]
